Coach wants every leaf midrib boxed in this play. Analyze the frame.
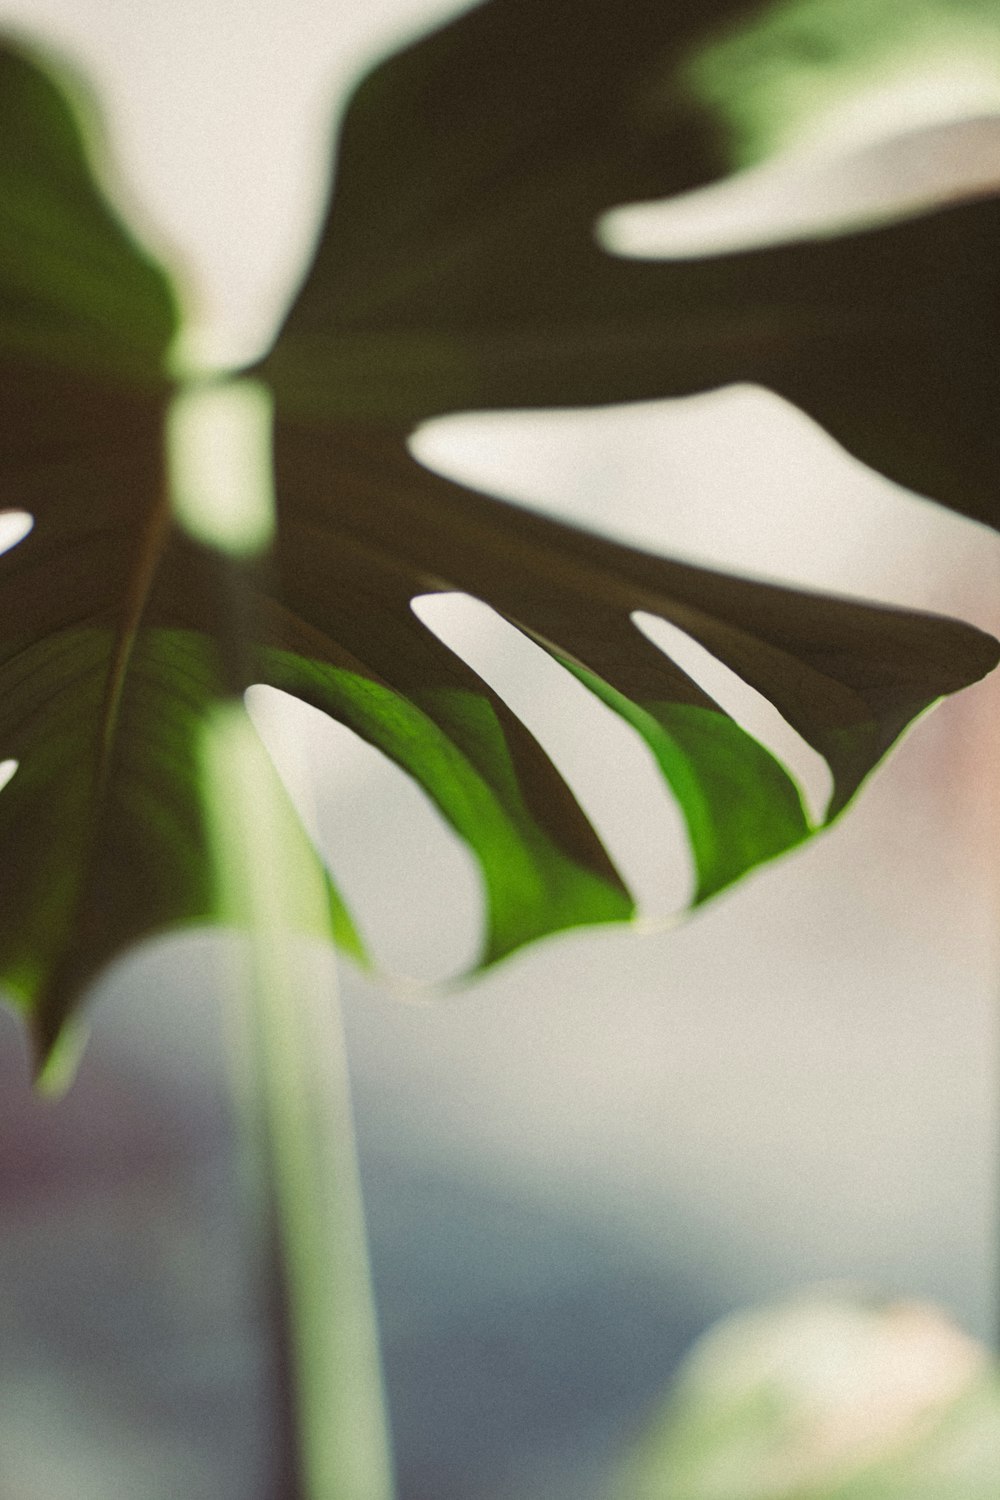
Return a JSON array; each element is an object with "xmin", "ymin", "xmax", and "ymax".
[{"xmin": 96, "ymin": 477, "xmax": 171, "ymax": 800}]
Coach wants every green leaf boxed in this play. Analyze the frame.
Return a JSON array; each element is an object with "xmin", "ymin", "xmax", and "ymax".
[
  {"xmin": 258, "ymin": 0, "xmax": 998, "ymax": 890},
  {"xmin": 262, "ymin": 0, "xmax": 1000, "ymax": 522},
  {"xmin": 0, "ymin": 7, "xmax": 997, "ymax": 1061},
  {"xmin": 0, "ymin": 42, "xmax": 176, "ymax": 383},
  {"xmin": 0, "ymin": 45, "xmax": 360, "ymax": 1059},
  {"xmin": 611, "ymin": 1292, "xmax": 1000, "ymax": 1499},
  {"xmin": 679, "ymin": 0, "xmax": 1000, "ymax": 172},
  {"xmin": 260, "ymin": 426, "xmax": 993, "ymax": 900}
]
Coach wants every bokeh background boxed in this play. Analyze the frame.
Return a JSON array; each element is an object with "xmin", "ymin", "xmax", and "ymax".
[{"xmin": 0, "ymin": 2, "xmax": 998, "ymax": 1496}]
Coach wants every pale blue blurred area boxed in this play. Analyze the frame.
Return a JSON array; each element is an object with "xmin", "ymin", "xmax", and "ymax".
[
  {"xmin": 0, "ymin": 946, "xmax": 715, "ymax": 1500},
  {"xmin": 0, "ymin": 0, "xmax": 997, "ymax": 1495}
]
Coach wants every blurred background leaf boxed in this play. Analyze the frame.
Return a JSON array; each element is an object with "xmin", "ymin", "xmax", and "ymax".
[{"xmin": 612, "ymin": 1291, "xmax": 1000, "ymax": 1500}]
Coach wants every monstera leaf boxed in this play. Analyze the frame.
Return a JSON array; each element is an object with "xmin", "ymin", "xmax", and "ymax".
[{"xmin": 1, "ymin": 0, "xmax": 998, "ymax": 1063}]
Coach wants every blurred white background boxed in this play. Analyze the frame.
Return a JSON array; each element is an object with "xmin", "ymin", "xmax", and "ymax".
[{"xmin": 0, "ymin": 2, "xmax": 998, "ymax": 1497}]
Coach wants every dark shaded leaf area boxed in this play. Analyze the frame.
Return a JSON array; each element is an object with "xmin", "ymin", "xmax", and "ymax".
[{"xmin": 0, "ymin": 0, "xmax": 997, "ymax": 1060}]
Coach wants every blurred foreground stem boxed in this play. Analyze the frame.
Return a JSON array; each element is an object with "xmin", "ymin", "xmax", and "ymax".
[
  {"xmin": 204, "ymin": 702, "xmax": 395, "ymax": 1500},
  {"xmin": 173, "ymin": 381, "xmax": 394, "ymax": 1498}
]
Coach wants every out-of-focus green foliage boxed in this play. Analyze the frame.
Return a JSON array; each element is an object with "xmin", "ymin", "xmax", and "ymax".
[
  {"xmin": 0, "ymin": 0, "xmax": 997, "ymax": 1062},
  {"xmin": 612, "ymin": 1292, "xmax": 1000, "ymax": 1499}
]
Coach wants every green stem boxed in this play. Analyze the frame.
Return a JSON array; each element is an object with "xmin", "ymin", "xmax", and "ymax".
[
  {"xmin": 206, "ymin": 701, "xmax": 396, "ymax": 1500},
  {"xmin": 173, "ymin": 380, "xmax": 394, "ymax": 1498}
]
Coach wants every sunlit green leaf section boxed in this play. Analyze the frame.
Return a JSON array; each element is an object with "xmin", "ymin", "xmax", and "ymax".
[
  {"xmin": 258, "ymin": 651, "xmax": 634, "ymax": 965},
  {"xmin": 557, "ymin": 661, "xmax": 812, "ymax": 904}
]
